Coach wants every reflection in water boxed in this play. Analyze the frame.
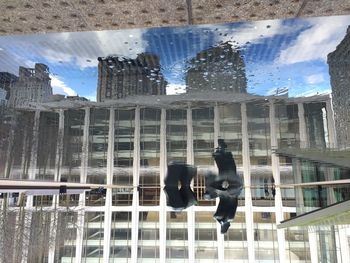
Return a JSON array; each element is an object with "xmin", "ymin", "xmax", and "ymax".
[{"xmin": 0, "ymin": 15, "xmax": 350, "ymax": 263}]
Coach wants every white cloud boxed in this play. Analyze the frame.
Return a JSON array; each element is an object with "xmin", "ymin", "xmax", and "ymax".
[
  {"xmin": 50, "ymin": 75, "xmax": 77, "ymax": 96},
  {"xmin": 277, "ymin": 16, "xmax": 350, "ymax": 64},
  {"xmin": 0, "ymin": 28, "xmax": 148, "ymax": 71},
  {"xmin": 166, "ymin": 83, "xmax": 187, "ymax": 95},
  {"xmin": 40, "ymin": 29, "xmax": 148, "ymax": 69},
  {"xmin": 305, "ymin": 73, "xmax": 325, "ymax": 85},
  {"xmin": 196, "ymin": 19, "xmax": 294, "ymax": 47}
]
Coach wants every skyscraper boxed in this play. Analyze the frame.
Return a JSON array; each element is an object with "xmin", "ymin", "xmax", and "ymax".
[
  {"xmin": 97, "ymin": 53, "xmax": 168, "ymax": 102},
  {"xmin": 8, "ymin": 64, "xmax": 52, "ymax": 108},
  {"xmin": 186, "ymin": 42, "xmax": 247, "ymax": 93},
  {"xmin": 0, "ymin": 72, "xmax": 18, "ymax": 100},
  {"xmin": 327, "ymin": 26, "xmax": 350, "ymax": 148}
]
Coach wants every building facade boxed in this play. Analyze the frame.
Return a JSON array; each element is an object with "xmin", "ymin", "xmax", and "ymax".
[
  {"xmin": 8, "ymin": 63, "xmax": 52, "ymax": 108},
  {"xmin": 186, "ymin": 42, "xmax": 247, "ymax": 93},
  {"xmin": 0, "ymin": 93, "xmax": 345, "ymax": 263},
  {"xmin": 0, "ymin": 72, "xmax": 18, "ymax": 100},
  {"xmin": 97, "ymin": 53, "xmax": 168, "ymax": 102},
  {"xmin": 328, "ymin": 25, "xmax": 350, "ymax": 149}
]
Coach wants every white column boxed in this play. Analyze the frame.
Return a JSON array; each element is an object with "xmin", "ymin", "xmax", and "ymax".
[
  {"xmin": 214, "ymin": 104, "xmax": 224, "ymax": 261},
  {"xmin": 48, "ymin": 109, "xmax": 65, "ymax": 263},
  {"xmin": 21, "ymin": 110, "xmax": 40, "ymax": 263},
  {"xmin": 298, "ymin": 103, "xmax": 319, "ymax": 263},
  {"xmin": 269, "ymin": 101, "xmax": 286, "ymax": 263},
  {"xmin": 131, "ymin": 106, "xmax": 140, "ymax": 263},
  {"xmin": 54, "ymin": 109, "xmax": 65, "ymax": 182},
  {"xmin": 159, "ymin": 108, "xmax": 167, "ymax": 263},
  {"xmin": 298, "ymin": 103, "xmax": 308, "ymax": 149},
  {"xmin": 338, "ymin": 226, "xmax": 350, "ymax": 263},
  {"xmin": 103, "ymin": 108, "xmax": 115, "ymax": 263},
  {"xmin": 28, "ymin": 110, "xmax": 41, "ymax": 181},
  {"xmin": 186, "ymin": 105, "xmax": 195, "ymax": 262},
  {"xmin": 325, "ymin": 95, "xmax": 337, "ymax": 148},
  {"xmin": 241, "ymin": 103, "xmax": 255, "ymax": 263},
  {"xmin": 75, "ymin": 107, "xmax": 90, "ymax": 263}
]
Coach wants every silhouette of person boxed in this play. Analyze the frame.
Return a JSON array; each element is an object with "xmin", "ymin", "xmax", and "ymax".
[
  {"xmin": 204, "ymin": 139, "xmax": 243, "ymax": 233},
  {"xmin": 164, "ymin": 162, "xmax": 197, "ymax": 211}
]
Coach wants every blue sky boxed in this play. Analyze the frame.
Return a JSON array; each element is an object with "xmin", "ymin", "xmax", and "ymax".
[{"xmin": 0, "ymin": 15, "xmax": 349, "ymax": 101}]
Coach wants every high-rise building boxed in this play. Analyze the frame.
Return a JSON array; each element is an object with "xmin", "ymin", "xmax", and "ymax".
[
  {"xmin": 0, "ymin": 72, "xmax": 18, "ymax": 100},
  {"xmin": 186, "ymin": 42, "xmax": 247, "ymax": 93},
  {"xmin": 97, "ymin": 53, "xmax": 168, "ymax": 102},
  {"xmin": 1, "ymin": 93, "xmax": 345, "ymax": 263},
  {"xmin": 327, "ymin": 26, "xmax": 350, "ymax": 148},
  {"xmin": 8, "ymin": 63, "xmax": 52, "ymax": 108}
]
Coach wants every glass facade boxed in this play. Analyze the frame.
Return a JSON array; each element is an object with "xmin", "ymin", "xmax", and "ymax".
[{"xmin": 0, "ymin": 97, "xmax": 345, "ymax": 263}]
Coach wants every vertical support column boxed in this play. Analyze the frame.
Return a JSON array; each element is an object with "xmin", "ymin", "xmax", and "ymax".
[
  {"xmin": 186, "ymin": 105, "xmax": 195, "ymax": 262},
  {"xmin": 214, "ymin": 104, "xmax": 224, "ymax": 261},
  {"xmin": 298, "ymin": 103, "xmax": 318, "ymax": 263},
  {"xmin": 159, "ymin": 108, "xmax": 167, "ymax": 263},
  {"xmin": 103, "ymin": 108, "xmax": 115, "ymax": 263},
  {"xmin": 54, "ymin": 109, "xmax": 65, "ymax": 183},
  {"xmin": 298, "ymin": 103, "xmax": 308, "ymax": 149},
  {"xmin": 241, "ymin": 103, "xmax": 255, "ymax": 263},
  {"xmin": 48, "ymin": 109, "xmax": 65, "ymax": 263},
  {"xmin": 75, "ymin": 107, "xmax": 90, "ymax": 263},
  {"xmin": 21, "ymin": 110, "xmax": 40, "ymax": 263},
  {"xmin": 337, "ymin": 226, "xmax": 350, "ymax": 263},
  {"xmin": 131, "ymin": 106, "xmax": 140, "ymax": 263},
  {"xmin": 269, "ymin": 100, "xmax": 286, "ymax": 263},
  {"xmin": 325, "ymin": 95, "xmax": 337, "ymax": 148},
  {"xmin": 27, "ymin": 110, "xmax": 41, "ymax": 184}
]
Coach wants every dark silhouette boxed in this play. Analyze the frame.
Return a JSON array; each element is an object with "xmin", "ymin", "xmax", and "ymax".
[
  {"xmin": 204, "ymin": 139, "xmax": 243, "ymax": 233},
  {"xmin": 164, "ymin": 162, "xmax": 197, "ymax": 211}
]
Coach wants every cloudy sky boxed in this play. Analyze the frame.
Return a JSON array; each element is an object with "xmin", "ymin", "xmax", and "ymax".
[{"xmin": 0, "ymin": 15, "xmax": 349, "ymax": 100}]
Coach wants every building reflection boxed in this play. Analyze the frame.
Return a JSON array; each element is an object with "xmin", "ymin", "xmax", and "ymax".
[{"xmin": 0, "ymin": 29, "xmax": 350, "ymax": 263}]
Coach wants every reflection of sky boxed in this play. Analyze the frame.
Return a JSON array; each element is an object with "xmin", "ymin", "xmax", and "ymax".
[{"xmin": 0, "ymin": 15, "xmax": 349, "ymax": 101}]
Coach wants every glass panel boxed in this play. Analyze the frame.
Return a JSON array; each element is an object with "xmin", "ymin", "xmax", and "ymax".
[
  {"xmin": 5, "ymin": 111, "xmax": 35, "ymax": 180},
  {"xmin": 193, "ymin": 107, "xmax": 215, "ymax": 206},
  {"xmin": 138, "ymin": 211, "xmax": 159, "ymax": 260},
  {"xmin": 139, "ymin": 108, "xmax": 160, "ymax": 206},
  {"xmin": 61, "ymin": 110, "xmax": 85, "ymax": 182},
  {"xmin": 87, "ymin": 108, "xmax": 109, "ymax": 184},
  {"xmin": 166, "ymin": 212, "xmax": 188, "ymax": 260},
  {"xmin": 35, "ymin": 111, "xmax": 59, "ymax": 181},
  {"xmin": 166, "ymin": 109, "xmax": 187, "ymax": 162},
  {"xmin": 113, "ymin": 108, "xmax": 135, "ymax": 206},
  {"xmin": 110, "ymin": 212, "xmax": 132, "ymax": 261},
  {"xmin": 195, "ymin": 212, "xmax": 218, "ymax": 261},
  {"xmin": 82, "ymin": 212, "xmax": 104, "ymax": 261},
  {"xmin": 224, "ymin": 212, "xmax": 247, "ymax": 262},
  {"xmin": 253, "ymin": 212, "xmax": 279, "ymax": 261}
]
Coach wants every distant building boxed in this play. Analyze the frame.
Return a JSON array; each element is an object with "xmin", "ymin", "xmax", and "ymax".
[
  {"xmin": 0, "ymin": 72, "xmax": 18, "ymax": 100},
  {"xmin": 66, "ymin": 95, "xmax": 89, "ymax": 101},
  {"xmin": 8, "ymin": 64, "xmax": 52, "ymax": 108},
  {"xmin": 186, "ymin": 42, "xmax": 247, "ymax": 93},
  {"xmin": 97, "ymin": 53, "xmax": 167, "ymax": 102},
  {"xmin": 328, "ymin": 26, "xmax": 350, "ymax": 148},
  {"xmin": 0, "ymin": 88, "xmax": 6, "ymax": 107}
]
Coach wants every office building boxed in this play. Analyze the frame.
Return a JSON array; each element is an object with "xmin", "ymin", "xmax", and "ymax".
[
  {"xmin": 0, "ymin": 72, "xmax": 18, "ymax": 100},
  {"xmin": 186, "ymin": 42, "xmax": 247, "ymax": 93},
  {"xmin": 8, "ymin": 64, "xmax": 52, "ymax": 108},
  {"xmin": 97, "ymin": 53, "xmax": 167, "ymax": 102},
  {"xmin": 1, "ymin": 93, "xmax": 345, "ymax": 263},
  {"xmin": 328, "ymin": 25, "xmax": 350, "ymax": 148}
]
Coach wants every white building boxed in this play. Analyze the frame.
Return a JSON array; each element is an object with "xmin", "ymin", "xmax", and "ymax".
[
  {"xmin": 0, "ymin": 92, "xmax": 348, "ymax": 263},
  {"xmin": 8, "ymin": 63, "xmax": 52, "ymax": 108}
]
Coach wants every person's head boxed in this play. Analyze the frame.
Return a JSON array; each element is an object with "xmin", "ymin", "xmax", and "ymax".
[{"xmin": 222, "ymin": 180, "xmax": 229, "ymax": 189}]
